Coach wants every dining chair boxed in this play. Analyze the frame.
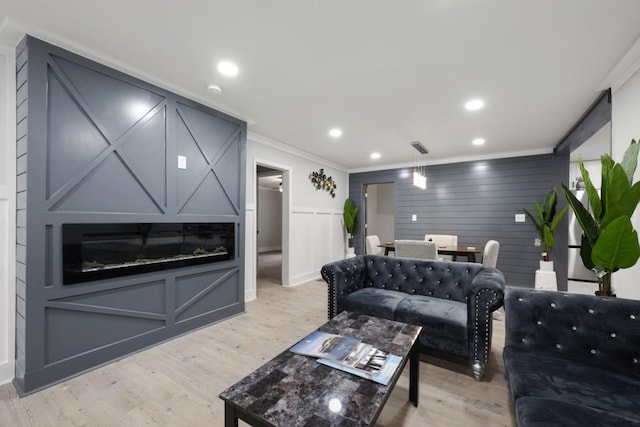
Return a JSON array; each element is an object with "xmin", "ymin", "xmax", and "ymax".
[
  {"xmin": 394, "ymin": 240, "xmax": 437, "ymax": 260},
  {"xmin": 482, "ymin": 240, "xmax": 500, "ymax": 268},
  {"xmin": 365, "ymin": 235, "xmax": 383, "ymax": 255},
  {"xmin": 424, "ymin": 234, "xmax": 458, "ymax": 261}
]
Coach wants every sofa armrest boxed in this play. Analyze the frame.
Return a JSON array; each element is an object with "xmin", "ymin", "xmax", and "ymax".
[
  {"xmin": 321, "ymin": 256, "xmax": 367, "ymax": 319},
  {"xmin": 505, "ymin": 288, "xmax": 640, "ymax": 378},
  {"xmin": 468, "ymin": 267, "xmax": 505, "ymax": 363}
]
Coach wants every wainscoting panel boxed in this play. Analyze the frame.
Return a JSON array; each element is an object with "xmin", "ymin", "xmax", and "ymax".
[
  {"xmin": 44, "ymin": 308, "xmax": 164, "ymax": 364},
  {"xmin": 290, "ymin": 212, "xmax": 315, "ymax": 283}
]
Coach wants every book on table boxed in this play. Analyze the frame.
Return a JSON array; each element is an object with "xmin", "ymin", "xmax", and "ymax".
[{"xmin": 290, "ymin": 331, "xmax": 401, "ymax": 386}]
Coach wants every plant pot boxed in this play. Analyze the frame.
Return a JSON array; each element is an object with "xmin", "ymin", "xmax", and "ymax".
[
  {"xmin": 595, "ymin": 290, "xmax": 616, "ymax": 297},
  {"xmin": 539, "ymin": 260, "xmax": 554, "ymax": 271}
]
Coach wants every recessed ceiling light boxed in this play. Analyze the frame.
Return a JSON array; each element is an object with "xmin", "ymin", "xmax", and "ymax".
[
  {"xmin": 465, "ymin": 99, "xmax": 485, "ymax": 111},
  {"xmin": 207, "ymin": 84, "xmax": 222, "ymax": 94},
  {"xmin": 217, "ymin": 61, "xmax": 239, "ymax": 77},
  {"xmin": 370, "ymin": 152, "xmax": 381, "ymax": 160},
  {"xmin": 472, "ymin": 138, "xmax": 486, "ymax": 146},
  {"xmin": 329, "ymin": 128, "xmax": 343, "ymax": 138}
]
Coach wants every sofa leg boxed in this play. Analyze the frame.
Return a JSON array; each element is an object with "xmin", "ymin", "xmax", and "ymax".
[{"xmin": 472, "ymin": 360, "xmax": 485, "ymax": 381}]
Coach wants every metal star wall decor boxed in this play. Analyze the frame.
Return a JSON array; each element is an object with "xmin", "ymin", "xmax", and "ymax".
[{"xmin": 309, "ymin": 168, "xmax": 336, "ymax": 198}]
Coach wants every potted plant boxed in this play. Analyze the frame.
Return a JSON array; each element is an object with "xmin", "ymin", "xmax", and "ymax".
[
  {"xmin": 561, "ymin": 140, "xmax": 640, "ymax": 296},
  {"xmin": 523, "ymin": 187, "xmax": 568, "ymax": 270},
  {"xmin": 343, "ymin": 198, "xmax": 359, "ymax": 255}
]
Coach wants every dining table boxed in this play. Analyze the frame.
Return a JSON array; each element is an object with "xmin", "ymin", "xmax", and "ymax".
[{"xmin": 378, "ymin": 243, "xmax": 483, "ymax": 263}]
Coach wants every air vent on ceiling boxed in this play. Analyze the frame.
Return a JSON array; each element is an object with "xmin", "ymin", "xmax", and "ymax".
[{"xmin": 411, "ymin": 141, "xmax": 428, "ymax": 154}]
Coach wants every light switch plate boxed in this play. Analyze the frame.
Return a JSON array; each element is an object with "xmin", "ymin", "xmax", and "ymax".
[
  {"xmin": 178, "ymin": 155, "xmax": 187, "ymax": 169},
  {"xmin": 515, "ymin": 213, "xmax": 525, "ymax": 223},
  {"xmin": 411, "ymin": 214, "xmax": 417, "ymax": 222}
]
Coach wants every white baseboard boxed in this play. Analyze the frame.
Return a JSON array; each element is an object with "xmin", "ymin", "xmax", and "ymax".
[
  {"xmin": 258, "ymin": 246, "xmax": 282, "ymax": 253},
  {"xmin": 245, "ymin": 288, "xmax": 257, "ymax": 302},
  {"xmin": 288, "ymin": 271, "xmax": 322, "ymax": 287},
  {"xmin": 0, "ymin": 360, "xmax": 14, "ymax": 386}
]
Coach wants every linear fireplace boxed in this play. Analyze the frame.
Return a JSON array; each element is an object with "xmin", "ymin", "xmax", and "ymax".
[{"xmin": 62, "ymin": 222, "xmax": 235, "ymax": 284}]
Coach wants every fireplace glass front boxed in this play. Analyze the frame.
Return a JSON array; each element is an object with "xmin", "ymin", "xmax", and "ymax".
[{"xmin": 63, "ymin": 222, "xmax": 235, "ymax": 285}]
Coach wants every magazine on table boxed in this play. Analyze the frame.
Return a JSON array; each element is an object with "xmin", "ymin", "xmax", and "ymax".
[
  {"xmin": 317, "ymin": 343, "xmax": 401, "ymax": 386},
  {"xmin": 289, "ymin": 331, "xmax": 362, "ymax": 361}
]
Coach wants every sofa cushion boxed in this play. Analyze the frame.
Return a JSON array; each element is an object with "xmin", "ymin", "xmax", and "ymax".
[
  {"xmin": 342, "ymin": 288, "xmax": 406, "ymax": 320},
  {"xmin": 515, "ymin": 397, "xmax": 640, "ymax": 427},
  {"xmin": 394, "ymin": 295, "xmax": 467, "ymax": 341},
  {"xmin": 504, "ymin": 347, "xmax": 640, "ymax": 421}
]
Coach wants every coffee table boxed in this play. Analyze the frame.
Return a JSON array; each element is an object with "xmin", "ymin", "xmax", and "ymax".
[{"xmin": 219, "ymin": 311, "xmax": 422, "ymax": 426}]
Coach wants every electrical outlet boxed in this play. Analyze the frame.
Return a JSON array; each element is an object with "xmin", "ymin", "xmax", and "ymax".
[
  {"xmin": 515, "ymin": 213, "xmax": 526, "ymax": 223},
  {"xmin": 411, "ymin": 214, "xmax": 417, "ymax": 222},
  {"xmin": 534, "ymin": 238, "xmax": 541, "ymax": 247}
]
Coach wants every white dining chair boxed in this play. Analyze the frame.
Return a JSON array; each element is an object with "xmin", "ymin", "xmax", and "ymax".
[
  {"xmin": 482, "ymin": 240, "xmax": 500, "ymax": 268},
  {"xmin": 365, "ymin": 235, "xmax": 383, "ymax": 255},
  {"xmin": 425, "ymin": 234, "xmax": 458, "ymax": 261},
  {"xmin": 394, "ymin": 240, "xmax": 437, "ymax": 260}
]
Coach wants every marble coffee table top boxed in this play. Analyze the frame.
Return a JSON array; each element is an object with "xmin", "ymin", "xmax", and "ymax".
[{"xmin": 219, "ymin": 311, "xmax": 421, "ymax": 426}]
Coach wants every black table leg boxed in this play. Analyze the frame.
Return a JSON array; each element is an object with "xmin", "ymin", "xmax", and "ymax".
[
  {"xmin": 409, "ymin": 345, "xmax": 419, "ymax": 407},
  {"xmin": 225, "ymin": 402, "xmax": 238, "ymax": 427}
]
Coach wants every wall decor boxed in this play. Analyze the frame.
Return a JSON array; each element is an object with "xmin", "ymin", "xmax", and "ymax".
[{"xmin": 309, "ymin": 168, "xmax": 337, "ymax": 198}]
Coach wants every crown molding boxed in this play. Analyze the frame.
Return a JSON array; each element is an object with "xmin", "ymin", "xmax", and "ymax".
[
  {"xmin": 0, "ymin": 19, "xmax": 255, "ymax": 124},
  {"xmin": 247, "ymin": 131, "xmax": 349, "ymax": 173},
  {"xmin": 598, "ymin": 33, "xmax": 640, "ymax": 93},
  {"xmin": 347, "ymin": 148, "xmax": 553, "ymax": 174}
]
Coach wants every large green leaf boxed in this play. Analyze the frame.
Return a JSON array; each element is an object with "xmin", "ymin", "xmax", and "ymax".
[
  {"xmin": 578, "ymin": 158, "xmax": 602, "ymax": 220},
  {"xmin": 523, "ymin": 208, "xmax": 542, "ymax": 234},
  {"xmin": 542, "ymin": 188, "xmax": 557, "ymax": 222},
  {"xmin": 592, "ymin": 216, "xmax": 640, "ymax": 270},
  {"xmin": 579, "ymin": 234, "xmax": 596, "ymax": 271},
  {"xmin": 602, "ymin": 181, "xmax": 640, "ymax": 228},
  {"xmin": 549, "ymin": 205, "xmax": 568, "ymax": 231},
  {"xmin": 561, "ymin": 184, "xmax": 599, "ymax": 243},
  {"xmin": 621, "ymin": 139, "xmax": 640, "ymax": 184},
  {"xmin": 542, "ymin": 225, "xmax": 554, "ymax": 249}
]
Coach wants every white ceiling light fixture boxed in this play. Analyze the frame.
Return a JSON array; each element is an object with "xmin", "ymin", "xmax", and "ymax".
[
  {"xmin": 472, "ymin": 138, "xmax": 486, "ymax": 146},
  {"xmin": 465, "ymin": 99, "xmax": 485, "ymax": 111},
  {"xmin": 217, "ymin": 60, "xmax": 239, "ymax": 77},
  {"xmin": 411, "ymin": 141, "xmax": 428, "ymax": 190},
  {"xmin": 329, "ymin": 128, "xmax": 343, "ymax": 138},
  {"xmin": 370, "ymin": 152, "xmax": 381, "ymax": 160},
  {"xmin": 207, "ymin": 84, "xmax": 222, "ymax": 94}
]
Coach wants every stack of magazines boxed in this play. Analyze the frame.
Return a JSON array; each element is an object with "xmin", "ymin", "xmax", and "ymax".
[{"xmin": 289, "ymin": 331, "xmax": 401, "ymax": 386}]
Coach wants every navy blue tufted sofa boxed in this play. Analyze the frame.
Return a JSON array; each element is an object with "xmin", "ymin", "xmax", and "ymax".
[
  {"xmin": 504, "ymin": 289, "xmax": 640, "ymax": 426},
  {"xmin": 320, "ymin": 255, "xmax": 505, "ymax": 380}
]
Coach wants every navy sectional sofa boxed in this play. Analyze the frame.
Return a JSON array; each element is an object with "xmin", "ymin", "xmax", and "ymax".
[
  {"xmin": 321, "ymin": 255, "xmax": 505, "ymax": 380},
  {"xmin": 504, "ymin": 289, "xmax": 640, "ymax": 426}
]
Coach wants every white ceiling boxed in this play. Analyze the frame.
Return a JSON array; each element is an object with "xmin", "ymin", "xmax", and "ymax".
[{"xmin": 2, "ymin": 1, "xmax": 640, "ymax": 170}]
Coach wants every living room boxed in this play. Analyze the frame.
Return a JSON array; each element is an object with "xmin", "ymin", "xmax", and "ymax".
[{"xmin": 1, "ymin": 1, "xmax": 640, "ymax": 426}]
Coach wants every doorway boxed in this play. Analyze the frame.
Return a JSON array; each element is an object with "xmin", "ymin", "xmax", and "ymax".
[
  {"xmin": 364, "ymin": 183, "xmax": 395, "ymax": 251},
  {"xmin": 256, "ymin": 165, "xmax": 283, "ymax": 288}
]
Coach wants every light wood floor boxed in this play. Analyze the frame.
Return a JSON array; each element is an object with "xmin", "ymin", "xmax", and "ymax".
[{"xmin": 0, "ymin": 278, "xmax": 515, "ymax": 426}]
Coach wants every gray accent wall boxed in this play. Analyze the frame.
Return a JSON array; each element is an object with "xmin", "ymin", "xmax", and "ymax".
[
  {"xmin": 15, "ymin": 36, "xmax": 246, "ymax": 394},
  {"xmin": 350, "ymin": 154, "xmax": 569, "ymax": 289}
]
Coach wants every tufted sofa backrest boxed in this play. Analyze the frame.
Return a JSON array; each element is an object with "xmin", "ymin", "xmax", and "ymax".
[
  {"xmin": 361, "ymin": 255, "xmax": 484, "ymax": 303},
  {"xmin": 505, "ymin": 289, "xmax": 640, "ymax": 379}
]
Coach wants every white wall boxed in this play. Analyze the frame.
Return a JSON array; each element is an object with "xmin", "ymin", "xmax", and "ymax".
[
  {"xmin": 0, "ymin": 46, "xmax": 16, "ymax": 385},
  {"xmin": 257, "ymin": 187, "xmax": 282, "ymax": 252},
  {"xmin": 375, "ymin": 183, "xmax": 395, "ymax": 244},
  {"xmin": 612, "ymin": 66, "xmax": 640, "ymax": 299},
  {"xmin": 365, "ymin": 183, "xmax": 395, "ymax": 247},
  {"xmin": 245, "ymin": 133, "xmax": 349, "ymax": 301}
]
